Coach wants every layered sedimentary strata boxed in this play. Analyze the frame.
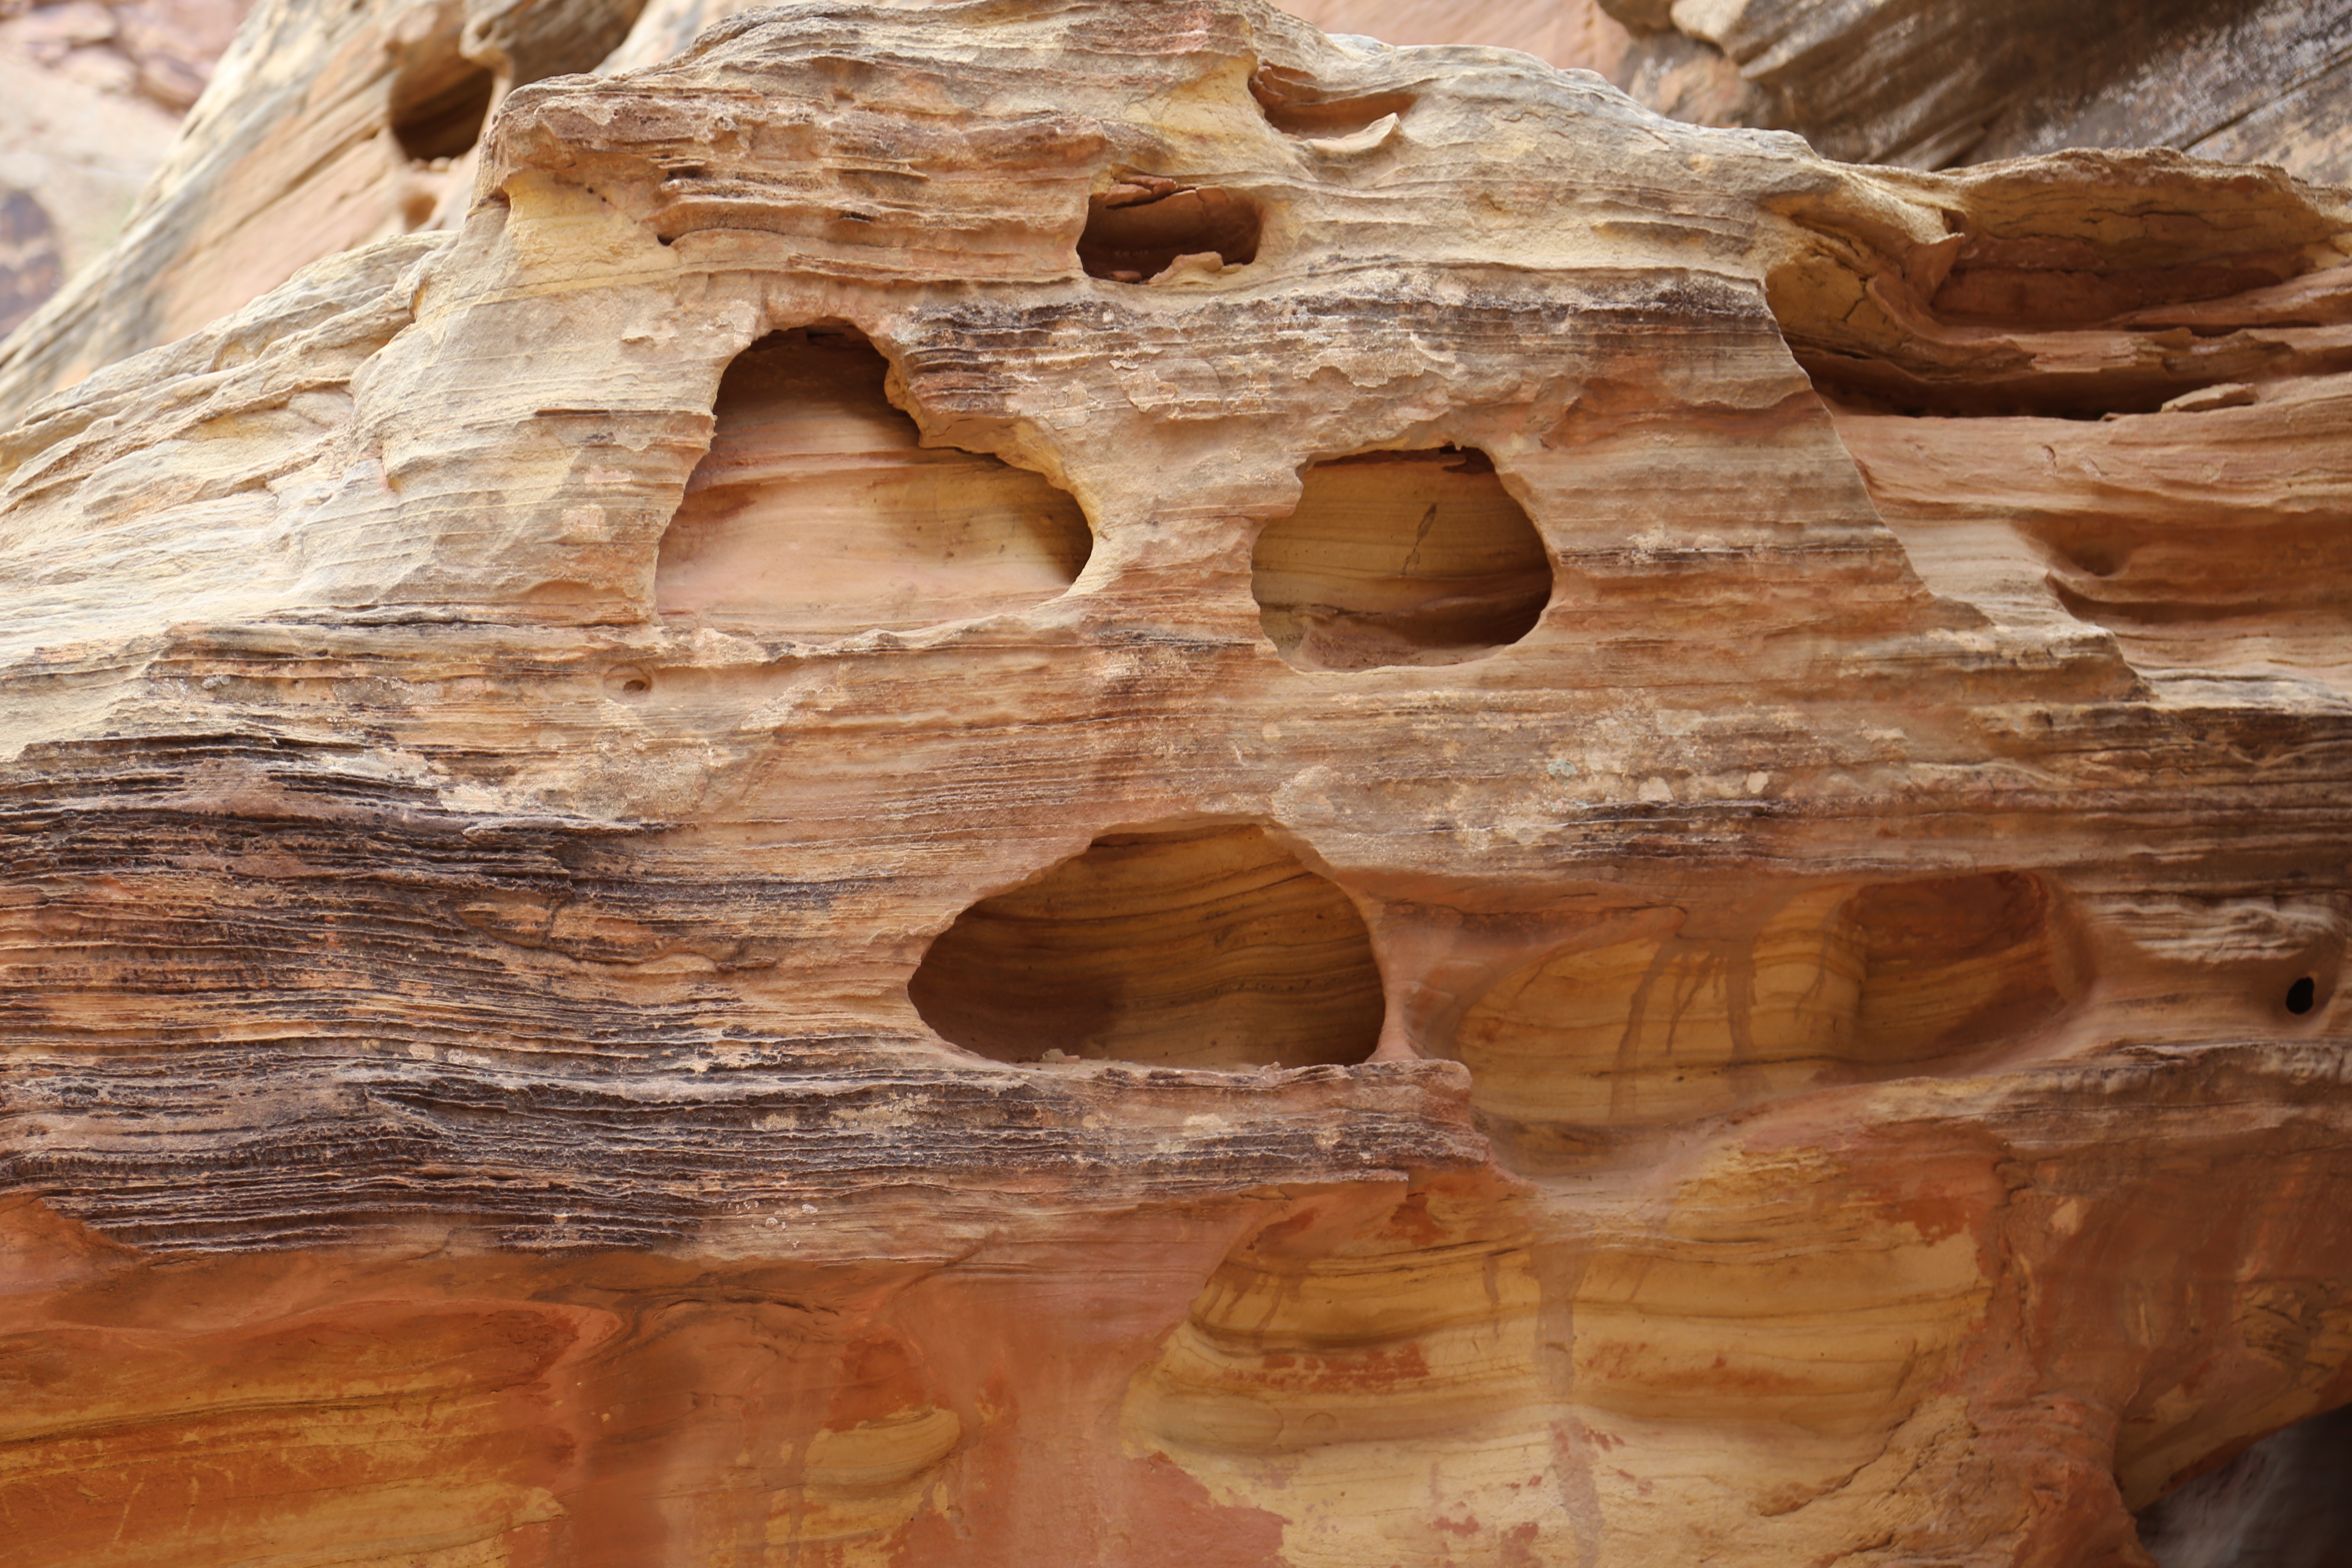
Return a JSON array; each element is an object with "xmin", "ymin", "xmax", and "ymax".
[
  {"xmin": 0, "ymin": 0, "xmax": 253, "ymax": 336},
  {"xmin": 1, "ymin": 3, "xmax": 2350, "ymax": 1565},
  {"xmin": 21, "ymin": 0, "xmax": 2352, "ymax": 429},
  {"xmin": 1600, "ymin": 0, "xmax": 2352, "ymax": 178},
  {"xmin": 0, "ymin": 0, "xmax": 645, "ymax": 408}
]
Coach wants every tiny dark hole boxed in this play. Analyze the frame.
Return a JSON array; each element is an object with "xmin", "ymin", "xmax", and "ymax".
[
  {"xmin": 2288, "ymin": 975, "xmax": 2317, "ymax": 1014},
  {"xmin": 622, "ymin": 678, "xmax": 649, "ymax": 695}
]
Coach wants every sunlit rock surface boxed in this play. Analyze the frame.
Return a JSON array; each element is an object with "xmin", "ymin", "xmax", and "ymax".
[{"xmin": 2, "ymin": 3, "xmax": 2350, "ymax": 1564}]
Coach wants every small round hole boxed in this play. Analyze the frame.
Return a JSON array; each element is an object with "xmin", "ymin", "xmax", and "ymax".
[
  {"xmin": 2287, "ymin": 975, "xmax": 2317, "ymax": 1014},
  {"xmin": 621, "ymin": 678, "xmax": 649, "ymax": 695}
]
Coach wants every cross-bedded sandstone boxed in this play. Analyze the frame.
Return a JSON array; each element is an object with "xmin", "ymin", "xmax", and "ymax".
[{"xmin": 1, "ymin": 4, "xmax": 2348, "ymax": 1564}]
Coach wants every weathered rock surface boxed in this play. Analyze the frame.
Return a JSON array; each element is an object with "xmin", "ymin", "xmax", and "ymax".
[
  {"xmin": 0, "ymin": 0, "xmax": 252, "ymax": 336},
  {"xmin": 1601, "ymin": 0, "xmax": 2352, "ymax": 178},
  {"xmin": 2, "ymin": 3, "xmax": 2350, "ymax": 1565},
  {"xmin": 0, "ymin": 0, "xmax": 644, "ymax": 410},
  {"xmin": 15, "ymin": 0, "xmax": 2352, "ymax": 426}
]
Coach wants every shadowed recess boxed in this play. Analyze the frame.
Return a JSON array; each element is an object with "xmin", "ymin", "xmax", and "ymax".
[
  {"xmin": 1762, "ymin": 158, "xmax": 2344, "ymax": 419},
  {"xmin": 910, "ymin": 824, "xmax": 1384, "ymax": 1069},
  {"xmin": 1079, "ymin": 178, "xmax": 1262, "ymax": 282},
  {"xmin": 389, "ymin": 38, "xmax": 496, "ymax": 163},
  {"xmin": 1250, "ymin": 65, "xmax": 1415, "ymax": 136},
  {"xmin": 1252, "ymin": 447, "xmax": 1553, "ymax": 672},
  {"xmin": 2135, "ymin": 1403, "xmax": 2352, "ymax": 1568},
  {"xmin": 2037, "ymin": 509, "xmax": 2352, "ymax": 686},
  {"xmin": 1450, "ymin": 872, "xmax": 2070, "ymax": 1136},
  {"xmin": 655, "ymin": 326, "xmax": 1092, "ymax": 635}
]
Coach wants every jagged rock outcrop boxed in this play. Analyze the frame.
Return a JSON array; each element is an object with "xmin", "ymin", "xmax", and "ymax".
[{"xmin": 2, "ymin": 3, "xmax": 2349, "ymax": 1565}]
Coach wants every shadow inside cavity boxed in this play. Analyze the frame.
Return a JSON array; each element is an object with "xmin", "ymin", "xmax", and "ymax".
[{"xmin": 911, "ymin": 822, "xmax": 1383, "ymax": 1070}]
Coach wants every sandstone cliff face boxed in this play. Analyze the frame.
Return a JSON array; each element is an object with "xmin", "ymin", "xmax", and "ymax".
[
  {"xmin": 0, "ymin": 0, "xmax": 251, "ymax": 337},
  {"xmin": 1600, "ymin": 0, "xmax": 2352, "ymax": 179},
  {"xmin": 18, "ymin": 0, "xmax": 2352, "ymax": 430},
  {"xmin": 2, "ymin": 3, "xmax": 2350, "ymax": 1565}
]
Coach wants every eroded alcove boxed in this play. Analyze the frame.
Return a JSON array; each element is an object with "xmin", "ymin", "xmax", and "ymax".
[
  {"xmin": 2035, "ymin": 509, "xmax": 2352, "ymax": 688},
  {"xmin": 389, "ymin": 39, "xmax": 497, "ymax": 163},
  {"xmin": 1126, "ymin": 1195, "xmax": 1538, "ymax": 1464},
  {"xmin": 909, "ymin": 823, "xmax": 1384, "ymax": 1069},
  {"xmin": 1079, "ymin": 178, "xmax": 1263, "ymax": 282},
  {"xmin": 1250, "ymin": 65, "xmax": 1415, "ymax": 137},
  {"xmin": 2135, "ymin": 1403, "xmax": 2352, "ymax": 1568},
  {"xmin": 1449, "ymin": 871, "xmax": 2070, "ymax": 1129},
  {"xmin": 655, "ymin": 327, "xmax": 1093, "ymax": 635},
  {"xmin": 1252, "ymin": 447, "xmax": 1553, "ymax": 671}
]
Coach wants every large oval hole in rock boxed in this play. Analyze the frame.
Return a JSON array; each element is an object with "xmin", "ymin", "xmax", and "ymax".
[
  {"xmin": 1450, "ymin": 871, "xmax": 2068, "ymax": 1135},
  {"xmin": 910, "ymin": 823, "xmax": 1384, "ymax": 1070},
  {"xmin": 655, "ymin": 326, "xmax": 1093, "ymax": 636},
  {"xmin": 1079, "ymin": 178, "xmax": 1262, "ymax": 282},
  {"xmin": 1252, "ymin": 447, "xmax": 1553, "ymax": 672}
]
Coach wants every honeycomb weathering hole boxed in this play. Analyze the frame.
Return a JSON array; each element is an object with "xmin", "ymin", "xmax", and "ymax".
[
  {"xmin": 909, "ymin": 824, "xmax": 1384, "ymax": 1069},
  {"xmin": 654, "ymin": 326, "xmax": 1093, "ymax": 635},
  {"xmin": 389, "ymin": 44, "xmax": 496, "ymax": 163},
  {"xmin": 1450, "ymin": 870, "xmax": 2070, "ymax": 1131},
  {"xmin": 1252, "ymin": 447, "xmax": 1554, "ymax": 672},
  {"xmin": 1079, "ymin": 179, "xmax": 1262, "ymax": 282}
]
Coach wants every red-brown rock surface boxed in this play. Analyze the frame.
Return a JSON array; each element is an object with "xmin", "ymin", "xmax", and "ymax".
[{"xmin": 2, "ymin": 3, "xmax": 2349, "ymax": 1565}]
